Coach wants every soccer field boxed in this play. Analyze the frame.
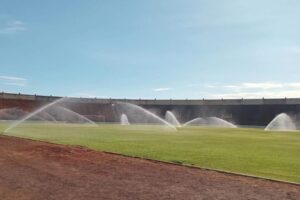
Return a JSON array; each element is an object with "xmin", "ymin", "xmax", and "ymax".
[{"xmin": 1, "ymin": 122, "xmax": 299, "ymax": 183}]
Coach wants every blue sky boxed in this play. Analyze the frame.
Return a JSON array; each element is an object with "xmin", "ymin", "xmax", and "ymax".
[{"xmin": 1, "ymin": 0, "xmax": 300, "ymax": 99}]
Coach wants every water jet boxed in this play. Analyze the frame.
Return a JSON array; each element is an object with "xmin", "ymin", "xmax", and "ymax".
[
  {"xmin": 165, "ymin": 111, "xmax": 181, "ymax": 127},
  {"xmin": 120, "ymin": 113, "xmax": 130, "ymax": 125},
  {"xmin": 4, "ymin": 97, "xmax": 97, "ymax": 134},
  {"xmin": 265, "ymin": 113, "xmax": 297, "ymax": 131},
  {"xmin": 113, "ymin": 102, "xmax": 176, "ymax": 130}
]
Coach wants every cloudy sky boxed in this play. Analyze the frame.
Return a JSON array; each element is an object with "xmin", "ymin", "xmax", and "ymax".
[{"xmin": 1, "ymin": 0, "xmax": 300, "ymax": 99}]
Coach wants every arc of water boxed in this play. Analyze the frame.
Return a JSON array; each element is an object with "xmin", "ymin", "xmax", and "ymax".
[
  {"xmin": 115, "ymin": 102, "xmax": 176, "ymax": 130},
  {"xmin": 183, "ymin": 117, "xmax": 236, "ymax": 128},
  {"xmin": 0, "ymin": 108, "xmax": 15, "ymax": 114},
  {"xmin": 183, "ymin": 117, "xmax": 205, "ymax": 126},
  {"xmin": 4, "ymin": 97, "xmax": 66, "ymax": 133},
  {"xmin": 27, "ymin": 112, "xmax": 49, "ymax": 122},
  {"xmin": 0, "ymin": 107, "xmax": 54, "ymax": 122},
  {"xmin": 207, "ymin": 117, "xmax": 237, "ymax": 128},
  {"xmin": 165, "ymin": 111, "xmax": 181, "ymax": 127},
  {"xmin": 55, "ymin": 106, "xmax": 97, "ymax": 126},
  {"xmin": 120, "ymin": 113, "xmax": 130, "ymax": 125},
  {"xmin": 265, "ymin": 113, "xmax": 297, "ymax": 131},
  {"xmin": 0, "ymin": 107, "xmax": 25, "ymax": 119},
  {"xmin": 40, "ymin": 111, "xmax": 57, "ymax": 122}
]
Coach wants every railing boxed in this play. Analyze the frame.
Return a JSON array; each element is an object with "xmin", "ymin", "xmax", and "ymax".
[{"xmin": 1, "ymin": 92, "xmax": 300, "ymax": 105}]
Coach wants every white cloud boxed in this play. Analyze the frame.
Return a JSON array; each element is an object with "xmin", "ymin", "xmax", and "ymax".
[
  {"xmin": 288, "ymin": 46, "xmax": 300, "ymax": 54},
  {"xmin": 224, "ymin": 82, "xmax": 283, "ymax": 90},
  {"xmin": 73, "ymin": 92, "xmax": 108, "ymax": 98},
  {"xmin": 187, "ymin": 83, "xmax": 200, "ymax": 87},
  {"xmin": 187, "ymin": 83, "xmax": 218, "ymax": 88},
  {"xmin": 153, "ymin": 87, "xmax": 172, "ymax": 92},
  {"xmin": 204, "ymin": 83, "xmax": 218, "ymax": 88},
  {"xmin": 0, "ymin": 75, "xmax": 27, "ymax": 87},
  {"xmin": 287, "ymin": 83, "xmax": 300, "ymax": 88},
  {"xmin": 211, "ymin": 90, "xmax": 300, "ymax": 99},
  {"xmin": 210, "ymin": 82, "xmax": 300, "ymax": 99},
  {"xmin": 0, "ymin": 20, "xmax": 27, "ymax": 34}
]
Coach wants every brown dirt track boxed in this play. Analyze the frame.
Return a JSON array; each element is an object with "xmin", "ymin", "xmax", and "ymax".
[{"xmin": 0, "ymin": 136, "xmax": 299, "ymax": 200}]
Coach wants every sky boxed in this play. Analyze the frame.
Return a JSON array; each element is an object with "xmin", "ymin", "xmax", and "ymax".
[{"xmin": 0, "ymin": 0, "xmax": 300, "ymax": 99}]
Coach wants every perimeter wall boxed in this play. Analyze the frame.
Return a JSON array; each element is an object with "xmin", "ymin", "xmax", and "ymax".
[{"xmin": 1, "ymin": 92, "xmax": 300, "ymax": 126}]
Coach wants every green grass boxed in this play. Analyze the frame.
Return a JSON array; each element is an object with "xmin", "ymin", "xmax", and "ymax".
[{"xmin": 1, "ymin": 122, "xmax": 300, "ymax": 183}]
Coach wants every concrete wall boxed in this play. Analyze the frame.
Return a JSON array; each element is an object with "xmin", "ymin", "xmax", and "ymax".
[
  {"xmin": 2, "ymin": 92, "xmax": 300, "ymax": 105},
  {"xmin": 1, "ymin": 92, "xmax": 300, "ymax": 125}
]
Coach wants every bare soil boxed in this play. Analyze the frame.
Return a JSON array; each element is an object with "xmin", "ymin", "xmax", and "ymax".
[{"xmin": 0, "ymin": 135, "xmax": 299, "ymax": 200}]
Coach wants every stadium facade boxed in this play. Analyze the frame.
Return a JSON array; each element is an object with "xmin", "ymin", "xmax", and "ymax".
[{"xmin": 1, "ymin": 92, "xmax": 300, "ymax": 126}]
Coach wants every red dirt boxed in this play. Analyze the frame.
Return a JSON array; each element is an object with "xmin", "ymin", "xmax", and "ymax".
[{"xmin": 0, "ymin": 136, "xmax": 299, "ymax": 200}]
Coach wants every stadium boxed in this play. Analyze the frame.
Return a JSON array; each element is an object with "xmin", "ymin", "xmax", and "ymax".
[
  {"xmin": 0, "ymin": 92, "xmax": 299, "ymax": 199},
  {"xmin": 1, "ymin": 0, "xmax": 300, "ymax": 199}
]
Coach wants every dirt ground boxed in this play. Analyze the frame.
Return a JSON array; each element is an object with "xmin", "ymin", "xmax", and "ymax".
[{"xmin": 0, "ymin": 136, "xmax": 299, "ymax": 200}]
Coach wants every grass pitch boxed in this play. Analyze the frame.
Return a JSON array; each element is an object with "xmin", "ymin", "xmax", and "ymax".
[{"xmin": 0, "ymin": 122, "xmax": 299, "ymax": 183}]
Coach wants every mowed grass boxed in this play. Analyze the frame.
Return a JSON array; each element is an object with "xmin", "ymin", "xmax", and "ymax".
[{"xmin": 0, "ymin": 122, "xmax": 300, "ymax": 183}]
